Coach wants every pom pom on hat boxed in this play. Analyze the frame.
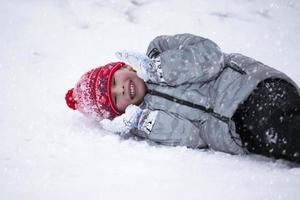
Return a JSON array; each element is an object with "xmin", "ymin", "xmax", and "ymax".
[
  {"xmin": 65, "ymin": 62, "xmax": 125, "ymax": 121},
  {"xmin": 65, "ymin": 88, "xmax": 76, "ymax": 110}
]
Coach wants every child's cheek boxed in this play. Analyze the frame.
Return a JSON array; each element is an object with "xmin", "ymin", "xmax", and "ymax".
[{"xmin": 119, "ymin": 99, "xmax": 131, "ymax": 111}]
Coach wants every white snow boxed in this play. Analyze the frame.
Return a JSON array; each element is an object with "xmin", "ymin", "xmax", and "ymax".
[{"xmin": 1, "ymin": 0, "xmax": 300, "ymax": 199}]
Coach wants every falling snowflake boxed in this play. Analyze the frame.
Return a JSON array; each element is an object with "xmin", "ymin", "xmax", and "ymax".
[{"xmin": 265, "ymin": 127, "xmax": 278, "ymax": 144}]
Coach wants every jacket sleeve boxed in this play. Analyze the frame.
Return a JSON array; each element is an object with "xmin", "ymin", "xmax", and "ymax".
[
  {"xmin": 146, "ymin": 33, "xmax": 225, "ymax": 85},
  {"xmin": 129, "ymin": 108, "xmax": 207, "ymax": 149}
]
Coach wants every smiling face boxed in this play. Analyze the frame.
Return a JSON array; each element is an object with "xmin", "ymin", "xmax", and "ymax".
[{"xmin": 111, "ymin": 65, "xmax": 147, "ymax": 113}]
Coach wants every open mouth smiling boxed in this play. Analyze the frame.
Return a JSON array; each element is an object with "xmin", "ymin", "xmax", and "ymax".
[{"xmin": 129, "ymin": 80, "xmax": 136, "ymax": 100}]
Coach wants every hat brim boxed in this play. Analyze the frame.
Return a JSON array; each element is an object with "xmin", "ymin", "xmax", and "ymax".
[{"xmin": 107, "ymin": 62, "xmax": 125, "ymax": 115}]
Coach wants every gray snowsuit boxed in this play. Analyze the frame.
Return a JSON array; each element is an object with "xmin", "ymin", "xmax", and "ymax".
[{"xmin": 129, "ymin": 33, "xmax": 300, "ymax": 155}]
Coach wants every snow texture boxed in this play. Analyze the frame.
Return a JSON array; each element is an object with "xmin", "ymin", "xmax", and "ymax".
[{"xmin": 1, "ymin": 0, "xmax": 300, "ymax": 199}]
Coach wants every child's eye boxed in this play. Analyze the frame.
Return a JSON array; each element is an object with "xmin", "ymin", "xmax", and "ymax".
[
  {"xmin": 113, "ymin": 77, "xmax": 116, "ymax": 86},
  {"xmin": 114, "ymin": 95, "xmax": 117, "ymax": 104}
]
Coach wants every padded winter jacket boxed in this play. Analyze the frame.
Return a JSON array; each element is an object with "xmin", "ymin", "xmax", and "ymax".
[{"xmin": 129, "ymin": 33, "xmax": 300, "ymax": 154}]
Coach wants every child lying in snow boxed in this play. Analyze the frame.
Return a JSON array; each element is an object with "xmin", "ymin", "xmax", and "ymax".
[{"xmin": 65, "ymin": 33, "xmax": 300, "ymax": 164}]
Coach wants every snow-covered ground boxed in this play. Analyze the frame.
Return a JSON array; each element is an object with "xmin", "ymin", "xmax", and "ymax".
[{"xmin": 1, "ymin": 0, "xmax": 300, "ymax": 199}]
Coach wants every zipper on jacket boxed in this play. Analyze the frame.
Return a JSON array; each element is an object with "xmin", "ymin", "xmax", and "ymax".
[
  {"xmin": 147, "ymin": 48, "xmax": 160, "ymax": 59},
  {"xmin": 226, "ymin": 61, "xmax": 247, "ymax": 75},
  {"xmin": 148, "ymin": 89, "xmax": 231, "ymax": 124}
]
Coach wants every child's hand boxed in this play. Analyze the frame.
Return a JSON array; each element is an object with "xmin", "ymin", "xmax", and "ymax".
[
  {"xmin": 115, "ymin": 51, "xmax": 151, "ymax": 81},
  {"xmin": 100, "ymin": 104, "xmax": 142, "ymax": 134}
]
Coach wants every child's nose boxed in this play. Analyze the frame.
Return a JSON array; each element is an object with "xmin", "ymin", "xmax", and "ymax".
[{"xmin": 113, "ymin": 85, "xmax": 125, "ymax": 96}]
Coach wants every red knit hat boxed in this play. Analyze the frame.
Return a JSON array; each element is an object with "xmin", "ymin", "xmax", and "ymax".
[{"xmin": 65, "ymin": 62, "xmax": 125, "ymax": 121}]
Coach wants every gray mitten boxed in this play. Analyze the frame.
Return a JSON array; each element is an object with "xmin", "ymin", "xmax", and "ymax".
[{"xmin": 115, "ymin": 51, "xmax": 152, "ymax": 81}]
